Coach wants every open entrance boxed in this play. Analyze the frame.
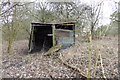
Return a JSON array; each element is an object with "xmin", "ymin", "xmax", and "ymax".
[{"xmin": 33, "ymin": 24, "xmax": 53, "ymax": 51}]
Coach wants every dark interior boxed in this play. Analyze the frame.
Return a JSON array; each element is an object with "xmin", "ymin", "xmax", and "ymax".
[
  {"xmin": 33, "ymin": 24, "xmax": 53, "ymax": 51},
  {"xmin": 55, "ymin": 23, "xmax": 74, "ymax": 30}
]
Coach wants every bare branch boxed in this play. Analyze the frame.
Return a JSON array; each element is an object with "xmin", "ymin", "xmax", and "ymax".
[
  {"xmin": 0, "ymin": 2, "xmax": 33, "ymax": 16},
  {"xmin": 93, "ymin": 2, "xmax": 103, "ymax": 26}
]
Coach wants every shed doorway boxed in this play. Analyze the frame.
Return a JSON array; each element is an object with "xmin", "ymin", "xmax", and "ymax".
[
  {"xmin": 33, "ymin": 24, "xmax": 53, "ymax": 51},
  {"xmin": 29, "ymin": 22, "xmax": 75, "ymax": 53}
]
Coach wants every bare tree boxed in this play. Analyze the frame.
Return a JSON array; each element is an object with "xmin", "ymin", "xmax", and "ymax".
[
  {"xmin": 84, "ymin": 1, "xmax": 103, "ymax": 39},
  {"xmin": 1, "ymin": 1, "xmax": 32, "ymax": 53}
]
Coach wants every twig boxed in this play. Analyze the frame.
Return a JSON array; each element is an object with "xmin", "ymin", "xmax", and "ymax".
[
  {"xmin": 0, "ymin": 2, "xmax": 33, "ymax": 16},
  {"xmin": 99, "ymin": 53, "xmax": 106, "ymax": 79},
  {"xmin": 87, "ymin": 30, "xmax": 92, "ymax": 78},
  {"xmin": 58, "ymin": 53, "xmax": 91, "ymax": 78},
  {"xmin": 93, "ymin": 48, "xmax": 99, "ymax": 77}
]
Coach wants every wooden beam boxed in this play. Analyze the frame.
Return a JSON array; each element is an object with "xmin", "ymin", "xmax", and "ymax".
[
  {"xmin": 60, "ymin": 24, "xmax": 75, "ymax": 26},
  {"xmin": 32, "ymin": 24, "xmax": 75, "ymax": 26},
  {"xmin": 43, "ymin": 44, "xmax": 63, "ymax": 56},
  {"xmin": 52, "ymin": 24, "xmax": 56, "ymax": 46},
  {"xmin": 28, "ymin": 27, "xmax": 34, "ymax": 52},
  {"xmin": 32, "ymin": 25, "xmax": 50, "ymax": 26}
]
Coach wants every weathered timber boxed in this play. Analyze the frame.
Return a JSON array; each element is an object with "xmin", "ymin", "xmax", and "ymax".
[{"xmin": 43, "ymin": 44, "xmax": 63, "ymax": 56}]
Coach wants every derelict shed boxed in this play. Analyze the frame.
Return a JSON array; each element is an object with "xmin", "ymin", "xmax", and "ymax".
[{"xmin": 28, "ymin": 22, "xmax": 75, "ymax": 52}]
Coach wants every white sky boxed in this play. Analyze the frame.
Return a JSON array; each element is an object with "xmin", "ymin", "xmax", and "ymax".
[{"xmin": 80, "ymin": 0, "xmax": 119, "ymax": 25}]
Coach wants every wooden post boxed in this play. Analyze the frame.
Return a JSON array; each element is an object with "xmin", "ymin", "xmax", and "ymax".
[
  {"xmin": 73, "ymin": 24, "xmax": 75, "ymax": 44},
  {"xmin": 52, "ymin": 24, "xmax": 56, "ymax": 46},
  {"xmin": 28, "ymin": 26, "xmax": 34, "ymax": 52}
]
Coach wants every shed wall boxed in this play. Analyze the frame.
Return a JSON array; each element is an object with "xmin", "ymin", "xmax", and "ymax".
[{"xmin": 29, "ymin": 22, "xmax": 75, "ymax": 52}]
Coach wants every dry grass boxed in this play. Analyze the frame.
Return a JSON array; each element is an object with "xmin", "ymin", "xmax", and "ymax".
[
  {"xmin": 60, "ymin": 36, "xmax": 118, "ymax": 78},
  {"xmin": 1, "ymin": 36, "xmax": 118, "ymax": 78}
]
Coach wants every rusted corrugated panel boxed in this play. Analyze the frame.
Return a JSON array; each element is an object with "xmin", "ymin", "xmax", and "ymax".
[{"xmin": 55, "ymin": 29, "xmax": 74, "ymax": 45}]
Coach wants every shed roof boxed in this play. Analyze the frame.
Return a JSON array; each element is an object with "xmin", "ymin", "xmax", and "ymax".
[{"xmin": 31, "ymin": 21, "xmax": 76, "ymax": 25}]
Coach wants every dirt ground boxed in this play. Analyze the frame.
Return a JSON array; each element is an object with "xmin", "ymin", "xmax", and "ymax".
[{"xmin": 1, "ymin": 36, "xmax": 119, "ymax": 79}]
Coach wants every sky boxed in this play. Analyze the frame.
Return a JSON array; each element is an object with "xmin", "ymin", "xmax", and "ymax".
[{"xmin": 80, "ymin": 0, "xmax": 119, "ymax": 25}]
